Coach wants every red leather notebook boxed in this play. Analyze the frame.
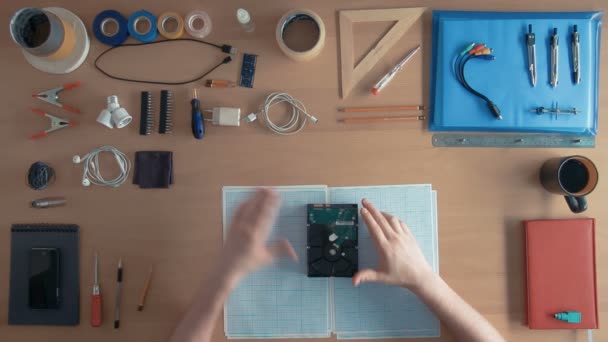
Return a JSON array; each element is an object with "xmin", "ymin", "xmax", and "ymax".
[{"xmin": 524, "ymin": 218, "xmax": 598, "ymax": 329}]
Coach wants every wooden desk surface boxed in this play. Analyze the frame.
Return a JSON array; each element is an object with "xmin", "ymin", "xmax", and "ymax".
[{"xmin": 0, "ymin": 0, "xmax": 605, "ymax": 341}]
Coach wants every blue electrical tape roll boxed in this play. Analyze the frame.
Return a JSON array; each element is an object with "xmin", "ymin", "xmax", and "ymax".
[
  {"xmin": 128, "ymin": 10, "xmax": 158, "ymax": 43},
  {"xmin": 93, "ymin": 10, "xmax": 129, "ymax": 46}
]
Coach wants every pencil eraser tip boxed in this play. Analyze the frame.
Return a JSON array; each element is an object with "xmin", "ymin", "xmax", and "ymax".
[{"xmin": 371, "ymin": 88, "xmax": 379, "ymax": 95}]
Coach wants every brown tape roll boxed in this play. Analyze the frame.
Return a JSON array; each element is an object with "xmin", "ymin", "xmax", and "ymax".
[
  {"xmin": 275, "ymin": 9, "xmax": 325, "ymax": 62},
  {"xmin": 157, "ymin": 12, "xmax": 184, "ymax": 39}
]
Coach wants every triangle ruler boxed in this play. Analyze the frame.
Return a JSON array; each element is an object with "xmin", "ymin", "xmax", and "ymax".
[{"xmin": 339, "ymin": 7, "xmax": 426, "ymax": 98}]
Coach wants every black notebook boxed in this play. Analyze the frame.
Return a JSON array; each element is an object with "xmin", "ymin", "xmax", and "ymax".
[{"xmin": 9, "ymin": 224, "xmax": 80, "ymax": 325}]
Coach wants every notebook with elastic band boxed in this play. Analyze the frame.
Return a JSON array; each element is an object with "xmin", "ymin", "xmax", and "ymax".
[{"xmin": 8, "ymin": 224, "xmax": 80, "ymax": 325}]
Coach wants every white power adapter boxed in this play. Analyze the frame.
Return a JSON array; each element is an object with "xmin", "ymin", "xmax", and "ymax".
[{"xmin": 211, "ymin": 107, "xmax": 241, "ymax": 126}]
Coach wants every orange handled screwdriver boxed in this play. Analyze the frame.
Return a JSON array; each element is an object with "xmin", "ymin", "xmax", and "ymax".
[{"xmin": 91, "ymin": 252, "xmax": 102, "ymax": 327}]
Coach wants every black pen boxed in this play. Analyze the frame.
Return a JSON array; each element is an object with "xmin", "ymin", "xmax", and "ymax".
[{"xmin": 114, "ymin": 259, "xmax": 123, "ymax": 329}]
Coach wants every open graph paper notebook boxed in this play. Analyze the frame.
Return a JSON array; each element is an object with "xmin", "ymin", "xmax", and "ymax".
[{"xmin": 223, "ymin": 185, "xmax": 439, "ymax": 339}]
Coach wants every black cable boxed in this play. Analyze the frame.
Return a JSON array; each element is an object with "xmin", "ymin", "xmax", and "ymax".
[
  {"xmin": 460, "ymin": 56, "xmax": 491, "ymax": 101},
  {"xmin": 455, "ymin": 53, "xmax": 502, "ymax": 120},
  {"xmin": 94, "ymin": 38, "xmax": 235, "ymax": 85},
  {"xmin": 27, "ymin": 161, "xmax": 55, "ymax": 190}
]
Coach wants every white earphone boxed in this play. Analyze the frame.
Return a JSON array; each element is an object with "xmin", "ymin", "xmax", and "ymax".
[{"xmin": 72, "ymin": 146, "xmax": 130, "ymax": 187}]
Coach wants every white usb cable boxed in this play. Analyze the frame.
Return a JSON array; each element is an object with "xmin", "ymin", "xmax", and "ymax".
[{"xmin": 251, "ymin": 92, "xmax": 318, "ymax": 135}]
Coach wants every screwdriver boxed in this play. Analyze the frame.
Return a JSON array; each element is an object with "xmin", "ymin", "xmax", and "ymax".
[
  {"xmin": 91, "ymin": 252, "xmax": 102, "ymax": 327},
  {"xmin": 191, "ymin": 88, "xmax": 205, "ymax": 139}
]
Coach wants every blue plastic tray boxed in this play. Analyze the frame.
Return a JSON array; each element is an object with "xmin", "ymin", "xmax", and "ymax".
[{"xmin": 430, "ymin": 11, "xmax": 603, "ymax": 135}]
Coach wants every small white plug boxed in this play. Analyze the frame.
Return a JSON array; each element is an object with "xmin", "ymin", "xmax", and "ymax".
[
  {"xmin": 245, "ymin": 113, "xmax": 257, "ymax": 123},
  {"xmin": 211, "ymin": 107, "xmax": 241, "ymax": 126}
]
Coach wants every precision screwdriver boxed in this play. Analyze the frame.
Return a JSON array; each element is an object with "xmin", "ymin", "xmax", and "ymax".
[
  {"xmin": 91, "ymin": 252, "xmax": 102, "ymax": 327},
  {"xmin": 191, "ymin": 88, "xmax": 205, "ymax": 139}
]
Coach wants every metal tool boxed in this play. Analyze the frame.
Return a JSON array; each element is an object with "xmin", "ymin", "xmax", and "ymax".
[
  {"xmin": 371, "ymin": 45, "xmax": 421, "ymax": 95},
  {"xmin": 31, "ymin": 197, "xmax": 66, "ymax": 208},
  {"xmin": 550, "ymin": 28, "xmax": 559, "ymax": 87},
  {"xmin": 91, "ymin": 252, "xmax": 102, "ymax": 327},
  {"xmin": 114, "ymin": 258, "xmax": 123, "ymax": 329},
  {"xmin": 526, "ymin": 24, "xmax": 537, "ymax": 87},
  {"xmin": 32, "ymin": 82, "xmax": 81, "ymax": 113},
  {"xmin": 30, "ymin": 109, "xmax": 76, "ymax": 139},
  {"xmin": 432, "ymin": 133, "xmax": 594, "ymax": 148},
  {"xmin": 191, "ymin": 88, "xmax": 204, "ymax": 139},
  {"xmin": 530, "ymin": 106, "xmax": 580, "ymax": 115},
  {"xmin": 571, "ymin": 25, "xmax": 581, "ymax": 84}
]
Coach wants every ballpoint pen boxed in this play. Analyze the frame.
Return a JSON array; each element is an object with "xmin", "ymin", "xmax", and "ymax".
[
  {"xmin": 550, "ymin": 28, "xmax": 559, "ymax": 88},
  {"xmin": 371, "ymin": 45, "xmax": 421, "ymax": 95},
  {"xmin": 91, "ymin": 252, "xmax": 102, "ymax": 327},
  {"xmin": 114, "ymin": 259, "xmax": 123, "ymax": 329},
  {"xmin": 526, "ymin": 24, "xmax": 537, "ymax": 87},
  {"xmin": 571, "ymin": 25, "xmax": 581, "ymax": 84}
]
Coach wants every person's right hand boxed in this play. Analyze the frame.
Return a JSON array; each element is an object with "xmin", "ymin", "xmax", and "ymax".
[{"xmin": 353, "ymin": 198, "xmax": 435, "ymax": 290}]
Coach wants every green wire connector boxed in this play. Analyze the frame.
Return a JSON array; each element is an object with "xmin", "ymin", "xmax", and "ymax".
[{"xmin": 554, "ymin": 311, "xmax": 582, "ymax": 323}]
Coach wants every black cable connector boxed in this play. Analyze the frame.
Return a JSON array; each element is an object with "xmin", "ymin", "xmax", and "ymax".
[
  {"xmin": 487, "ymin": 102, "xmax": 503, "ymax": 120},
  {"xmin": 221, "ymin": 44, "xmax": 238, "ymax": 55}
]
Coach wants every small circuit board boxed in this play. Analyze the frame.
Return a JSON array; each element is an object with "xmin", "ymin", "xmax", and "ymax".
[
  {"xmin": 307, "ymin": 204, "xmax": 358, "ymax": 277},
  {"xmin": 239, "ymin": 53, "xmax": 257, "ymax": 88}
]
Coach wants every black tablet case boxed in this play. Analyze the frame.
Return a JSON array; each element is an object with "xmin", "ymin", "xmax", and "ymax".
[{"xmin": 8, "ymin": 224, "xmax": 80, "ymax": 325}]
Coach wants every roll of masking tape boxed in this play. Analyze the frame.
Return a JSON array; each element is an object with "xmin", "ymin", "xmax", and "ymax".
[
  {"xmin": 157, "ymin": 12, "xmax": 184, "ymax": 39},
  {"xmin": 128, "ymin": 10, "xmax": 158, "ymax": 43},
  {"xmin": 275, "ymin": 9, "xmax": 325, "ymax": 62},
  {"xmin": 10, "ymin": 7, "xmax": 76, "ymax": 60},
  {"xmin": 184, "ymin": 10, "xmax": 212, "ymax": 39},
  {"xmin": 93, "ymin": 10, "xmax": 129, "ymax": 46},
  {"xmin": 11, "ymin": 7, "xmax": 89, "ymax": 74}
]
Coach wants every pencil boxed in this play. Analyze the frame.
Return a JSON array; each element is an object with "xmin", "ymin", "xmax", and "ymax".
[
  {"xmin": 137, "ymin": 266, "xmax": 154, "ymax": 311},
  {"xmin": 338, "ymin": 105, "xmax": 425, "ymax": 113},
  {"xmin": 338, "ymin": 115, "xmax": 426, "ymax": 124},
  {"xmin": 114, "ymin": 259, "xmax": 123, "ymax": 329}
]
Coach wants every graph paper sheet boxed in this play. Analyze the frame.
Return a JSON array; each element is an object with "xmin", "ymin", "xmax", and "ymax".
[
  {"xmin": 223, "ymin": 185, "xmax": 439, "ymax": 339},
  {"xmin": 224, "ymin": 186, "xmax": 331, "ymax": 338},
  {"xmin": 331, "ymin": 186, "xmax": 439, "ymax": 339}
]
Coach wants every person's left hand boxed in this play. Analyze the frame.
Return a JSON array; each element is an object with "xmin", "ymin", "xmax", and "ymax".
[{"xmin": 220, "ymin": 188, "xmax": 298, "ymax": 281}]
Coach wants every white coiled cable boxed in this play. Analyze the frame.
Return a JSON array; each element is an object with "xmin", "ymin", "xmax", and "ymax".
[
  {"xmin": 73, "ymin": 146, "xmax": 131, "ymax": 187},
  {"xmin": 258, "ymin": 92, "xmax": 318, "ymax": 135}
]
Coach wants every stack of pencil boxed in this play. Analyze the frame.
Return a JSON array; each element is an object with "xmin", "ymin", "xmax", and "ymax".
[
  {"xmin": 337, "ymin": 105, "xmax": 426, "ymax": 124},
  {"xmin": 205, "ymin": 79, "xmax": 236, "ymax": 88}
]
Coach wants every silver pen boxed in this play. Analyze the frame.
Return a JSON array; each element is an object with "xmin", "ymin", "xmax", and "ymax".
[
  {"xmin": 114, "ymin": 259, "xmax": 123, "ymax": 329},
  {"xmin": 371, "ymin": 45, "xmax": 421, "ymax": 95},
  {"xmin": 550, "ymin": 28, "xmax": 559, "ymax": 88},
  {"xmin": 526, "ymin": 24, "xmax": 537, "ymax": 87},
  {"xmin": 571, "ymin": 25, "xmax": 580, "ymax": 84}
]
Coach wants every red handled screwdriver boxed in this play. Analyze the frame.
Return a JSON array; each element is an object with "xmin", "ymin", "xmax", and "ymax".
[{"xmin": 91, "ymin": 252, "xmax": 102, "ymax": 327}]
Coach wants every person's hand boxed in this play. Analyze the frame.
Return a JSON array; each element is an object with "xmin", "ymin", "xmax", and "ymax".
[
  {"xmin": 353, "ymin": 198, "xmax": 435, "ymax": 290},
  {"xmin": 220, "ymin": 188, "xmax": 298, "ymax": 281}
]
